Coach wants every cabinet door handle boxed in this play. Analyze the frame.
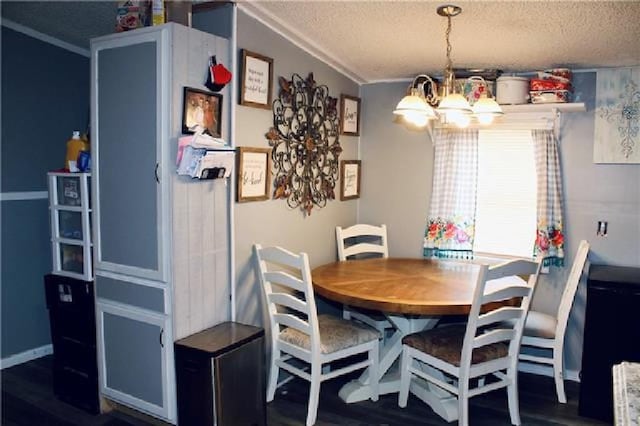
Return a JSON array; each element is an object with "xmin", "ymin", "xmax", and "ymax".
[
  {"xmin": 159, "ymin": 328, "xmax": 164, "ymax": 348},
  {"xmin": 154, "ymin": 163, "xmax": 160, "ymax": 183}
]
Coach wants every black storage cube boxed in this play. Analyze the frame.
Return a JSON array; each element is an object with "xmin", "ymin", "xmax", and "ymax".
[
  {"xmin": 175, "ymin": 322, "xmax": 266, "ymax": 426},
  {"xmin": 44, "ymin": 274, "xmax": 99, "ymax": 414},
  {"xmin": 579, "ymin": 265, "xmax": 640, "ymax": 422}
]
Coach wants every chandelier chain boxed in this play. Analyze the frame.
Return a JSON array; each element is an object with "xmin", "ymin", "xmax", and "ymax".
[{"xmin": 445, "ymin": 15, "xmax": 452, "ymax": 71}]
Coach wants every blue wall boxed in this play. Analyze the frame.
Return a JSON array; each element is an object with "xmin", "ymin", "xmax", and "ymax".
[{"xmin": 1, "ymin": 26, "xmax": 90, "ymax": 358}]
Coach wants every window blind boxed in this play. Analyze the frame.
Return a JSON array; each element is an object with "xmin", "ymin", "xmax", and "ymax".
[{"xmin": 474, "ymin": 130, "xmax": 537, "ymax": 258}]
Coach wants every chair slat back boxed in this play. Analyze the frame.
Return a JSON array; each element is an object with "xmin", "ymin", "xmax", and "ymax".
[
  {"xmin": 476, "ymin": 306, "xmax": 524, "ymax": 328},
  {"xmin": 273, "ymin": 312, "xmax": 312, "ymax": 335},
  {"xmin": 263, "ymin": 271, "xmax": 307, "ymax": 293},
  {"xmin": 461, "ymin": 259, "xmax": 542, "ymax": 370},
  {"xmin": 481, "ymin": 284, "xmax": 532, "ymax": 305},
  {"xmin": 336, "ymin": 224, "xmax": 389, "ymax": 261},
  {"xmin": 254, "ymin": 244, "xmax": 320, "ymax": 350},
  {"xmin": 268, "ymin": 293, "xmax": 310, "ymax": 315},
  {"xmin": 485, "ymin": 259, "xmax": 540, "ymax": 281},
  {"xmin": 555, "ymin": 240, "xmax": 590, "ymax": 339},
  {"xmin": 473, "ymin": 328, "xmax": 517, "ymax": 349}
]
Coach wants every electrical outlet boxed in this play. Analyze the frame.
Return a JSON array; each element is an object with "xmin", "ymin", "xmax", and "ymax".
[{"xmin": 597, "ymin": 221, "xmax": 608, "ymax": 237}]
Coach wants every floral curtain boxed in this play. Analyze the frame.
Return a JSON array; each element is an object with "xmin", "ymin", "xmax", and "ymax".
[
  {"xmin": 532, "ymin": 129, "xmax": 565, "ymax": 267},
  {"xmin": 424, "ymin": 129, "xmax": 478, "ymax": 259}
]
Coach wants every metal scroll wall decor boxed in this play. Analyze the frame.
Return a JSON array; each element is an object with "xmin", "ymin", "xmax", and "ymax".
[{"xmin": 266, "ymin": 73, "xmax": 342, "ymax": 215}]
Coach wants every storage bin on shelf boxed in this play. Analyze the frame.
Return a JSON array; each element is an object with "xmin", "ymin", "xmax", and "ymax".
[{"xmin": 530, "ymin": 68, "xmax": 573, "ymax": 104}]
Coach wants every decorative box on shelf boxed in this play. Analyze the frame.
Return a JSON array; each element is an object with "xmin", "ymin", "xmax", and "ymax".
[{"xmin": 47, "ymin": 171, "xmax": 93, "ymax": 281}]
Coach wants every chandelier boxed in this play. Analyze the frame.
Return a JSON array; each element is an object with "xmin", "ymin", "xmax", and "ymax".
[{"xmin": 393, "ymin": 4, "xmax": 503, "ymax": 128}]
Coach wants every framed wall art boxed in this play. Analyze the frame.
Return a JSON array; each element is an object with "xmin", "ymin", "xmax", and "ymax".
[
  {"xmin": 340, "ymin": 94, "xmax": 361, "ymax": 136},
  {"xmin": 236, "ymin": 147, "xmax": 272, "ymax": 202},
  {"xmin": 340, "ymin": 160, "xmax": 361, "ymax": 200},
  {"xmin": 182, "ymin": 87, "xmax": 222, "ymax": 137},
  {"xmin": 239, "ymin": 49, "xmax": 274, "ymax": 109},
  {"xmin": 594, "ymin": 67, "xmax": 640, "ymax": 163}
]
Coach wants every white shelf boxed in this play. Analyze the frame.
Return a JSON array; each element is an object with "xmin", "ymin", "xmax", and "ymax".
[
  {"xmin": 500, "ymin": 102, "xmax": 586, "ymax": 113},
  {"xmin": 47, "ymin": 171, "xmax": 93, "ymax": 281}
]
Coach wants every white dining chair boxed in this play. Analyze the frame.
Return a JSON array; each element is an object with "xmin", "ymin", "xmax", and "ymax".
[
  {"xmin": 398, "ymin": 258, "xmax": 542, "ymax": 426},
  {"xmin": 254, "ymin": 244, "xmax": 379, "ymax": 426},
  {"xmin": 518, "ymin": 239, "xmax": 590, "ymax": 403},
  {"xmin": 336, "ymin": 224, "xmax": 393, "ymax": 336}
]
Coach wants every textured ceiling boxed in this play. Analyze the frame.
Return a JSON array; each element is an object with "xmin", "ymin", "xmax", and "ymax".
[
  {"xmin": 1, "ymin": 1, "xmax": 116, "ymax": 49},
  {"xmin": 3, "ymin": 1, "xmax": 640, "ymax": 83},
  {"xmin": 244, "ymin": 1, "xmax": 640, "ymax": 82}
]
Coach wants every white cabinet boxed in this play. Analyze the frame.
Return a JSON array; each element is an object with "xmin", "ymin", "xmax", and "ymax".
[
  {"xmin": 91, "ymin": 23, "xmax": 232, "ymax": 424},
  {"xmin": 96, "ymin": 300, "xmax": 173, "ymax": 420},
  {"xmin": 47, "ymin": 172, "xmax": 93, "ymax": 281},
  {"xmin": 92, "ymin": 28, "xmax": 167, "ymax": 282}
]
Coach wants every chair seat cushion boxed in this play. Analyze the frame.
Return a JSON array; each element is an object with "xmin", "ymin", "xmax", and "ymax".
[
  {"xmin": 523, "ymin": 311, "xmax": 557, "ymax": 339},
  {"xmin": 402, "ymin": 324, "xmax": 508, "ymax": 367},
  {"xmin": 279, "ymin": 314, "xmax": 380, "ymax": 354}
]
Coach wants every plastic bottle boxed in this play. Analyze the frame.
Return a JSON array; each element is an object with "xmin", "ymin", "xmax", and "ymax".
[
  {"xmin": 152, "ymin": 0, "xmax": 165, "ymax": 26},
  {"xmin": 65, "ymin": 131, "xmax": 89, "ymax": 172}
]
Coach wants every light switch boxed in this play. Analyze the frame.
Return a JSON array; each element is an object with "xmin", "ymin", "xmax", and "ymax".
[{"xmin": 597, "ymin": 221, "xmax": 608, "ymax": 237}]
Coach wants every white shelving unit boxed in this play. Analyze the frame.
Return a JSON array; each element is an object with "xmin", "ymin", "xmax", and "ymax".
[
  {"xmin": 500, "ymin": 102, "xmax": 586, "ymax": 113},
  {"xmin": 47, "ymin": 171, "xmax": 93, "ymax": 281}
]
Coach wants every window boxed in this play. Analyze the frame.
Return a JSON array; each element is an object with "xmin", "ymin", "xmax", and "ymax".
[
  {"xmin": 425, "ymin": 125, "xmax": 564, "ymax": 265},
  {"xmin": 473, "ymin": 130, "xmax": 537, "ymax": 258}
]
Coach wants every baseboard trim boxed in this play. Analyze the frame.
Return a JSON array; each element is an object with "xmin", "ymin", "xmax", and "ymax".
[
  {"xmin": 1, "ymin": 344, "xmax": 53, "ymax": 370},
  {"xmin": 518, "ymin": 362, "xmax": 580, "ymax": 382}
]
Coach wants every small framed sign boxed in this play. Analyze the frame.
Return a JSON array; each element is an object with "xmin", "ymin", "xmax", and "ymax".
[
  {"xmin": 340, "ymin": 160, "xmax": 361, "ymax": 200},
  {"xmin": 236, "ymin": 147, "xmax": 272, "ymax": 202},
  {"xmin": 340, "ymin": 94, "xmax": 361, "ymax": 136},
  {"xmin": 240, "ymin": 49, "xmax": 274, "ymax": 109}
]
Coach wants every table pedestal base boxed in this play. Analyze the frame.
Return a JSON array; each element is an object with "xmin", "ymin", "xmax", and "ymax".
[
  {"xmin": 338, "ymin": 371, "xmax": 458, "ymax": 422},
  {"xmin": 338, "ymin": 370, "xmax": 401, "ymax": 403},
  {"xmin": 337, "ymin": 315, "xmax": 458, "ymax": 421},
  {"xmin": 409, "ymin": 377, "xmax": 458, "ymax": 422}
]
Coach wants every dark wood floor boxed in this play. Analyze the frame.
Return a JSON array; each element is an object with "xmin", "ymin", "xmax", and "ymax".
[{"xmin": 2, "ymin": 355, "xmax": 609, "ymax": 425}]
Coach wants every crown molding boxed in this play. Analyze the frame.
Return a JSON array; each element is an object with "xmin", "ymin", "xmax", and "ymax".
[
  {"xmin": 364, "ymin": 78, "xmax": 414, "ymax": 85},
  {"xmin": 237, "ymin": 2, "xmax": 365, "ymax": 85},
  {"xmin": 2, "ymin": 19, "xmax": 90, "ymax": 57}
]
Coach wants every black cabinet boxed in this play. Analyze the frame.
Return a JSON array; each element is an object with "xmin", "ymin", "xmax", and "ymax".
[
  {"xmin": 44, "ymin": 274, "xmax": 99, "ymax": 414},
  {"xmin": 175, "ymin": 322, "xmax": 266, "ymax": 426},
  {"xmin": 579, "ymin": 264, "xmax": 640, "ymax": 422}
]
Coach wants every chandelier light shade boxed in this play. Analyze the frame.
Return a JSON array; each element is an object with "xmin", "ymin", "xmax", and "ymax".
[
  {"xmin": 393, "ymin": 4, "xmax": 503, "ymax": 128},
  {"xmin": 468, "ymin": 75, "xmax": 503, "ymax": 125},
  {"xmin": 393, "ymin": 75, "xmax": 438, "ymax": 126},
  {"xmin": 472, "ymin": 93, "xmax": 504, "ymax": 124}
]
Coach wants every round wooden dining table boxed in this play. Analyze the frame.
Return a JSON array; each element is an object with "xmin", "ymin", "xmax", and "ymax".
[
  {"xmin": 310, "ymin": 257, "xmax": 521, "ymax": 422},
  {"xmin": 311, "ymin": 257, "xmax": 502, "ymax": 316}
]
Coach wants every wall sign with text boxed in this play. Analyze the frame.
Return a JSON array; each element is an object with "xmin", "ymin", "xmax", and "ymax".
[
  {"xmin": 239, "ymin": 50, "xmax": 274, "ymax": 110},
  {"xmin": 340, "ymin": 160, "xmax": 361, "ymax": 200},
  {"xmin": 236, "ymin": 147, "xmax": 272, "ymax": 202},
  {"xmin": 340, "ymin": 94, "xmax": 361, "ymax": 136}
]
